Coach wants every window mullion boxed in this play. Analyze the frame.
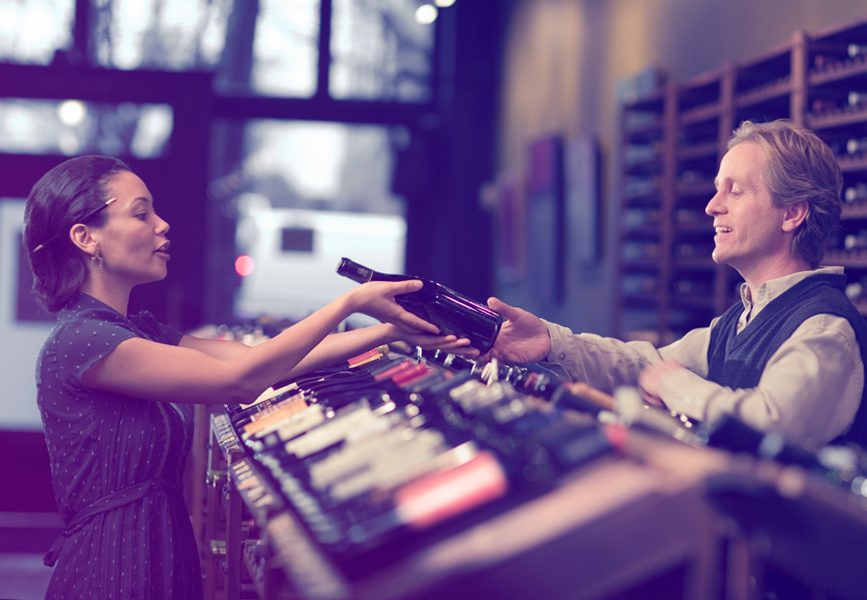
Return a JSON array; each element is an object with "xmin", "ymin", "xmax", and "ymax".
[{"xmin": 316, "ymin": 0, "xmax": 333, "ymax": 99}]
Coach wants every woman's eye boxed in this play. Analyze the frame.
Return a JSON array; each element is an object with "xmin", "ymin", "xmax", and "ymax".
[{"xmin": 135, "ymin": 213, "xmax": 149, "ymax": 221}]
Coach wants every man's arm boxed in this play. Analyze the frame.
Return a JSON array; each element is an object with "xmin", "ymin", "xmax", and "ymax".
[
  {"xmin": 545, "ymin": 323, "xmax": 656, "ymax": 390},
  {"xmin": 653, "ymin": 314, "xmax": 863, "ymax": 447},
  {"xmin": 544, "ymin": 320, "xmax": 714, "ymax": 393},
  {"xmin": 487, "ymin": 296, "xmax": 712, "ymax": 392}
]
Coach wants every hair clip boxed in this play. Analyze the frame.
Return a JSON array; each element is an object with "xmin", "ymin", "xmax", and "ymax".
[{"xmin": 31, "ymin": 197, "xmax": 117, "ymax": 254}]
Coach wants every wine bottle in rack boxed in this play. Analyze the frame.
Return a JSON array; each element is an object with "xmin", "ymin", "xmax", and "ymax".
[
  {"xmin": 849, "ymin": 91, "xmax": 867, "ymax": 108},
  {"xmin": 623, "ymin": 208, "xmax": 660, "ymax": 229},
  {"xmin": 336, "ymin": 258, "xmax": 504, "ymax": 353},
  {"xmin": 812, "ymin": 53, "xmax": 837, "ymax": 70},
  {"xmin": 623, "ymin": 176, "xmax": 658, "ymax": 198},
  {"xmin": 673, "ymin": 280, "xmax": 713, "ymax": 296},
  {"xmin": 846, "ymin": 137, "xmax": 867, "ymax": 155},
  {"xmin": 811, "ymin": 98, "xmax": 839, "ymax": 114},
  {"xmin": 622, "ymin": 275, "xmax": 657, "ymax": 295},
  {"xmin": 844, "ymin": 183, "xmax": 867, "ymax": 204},
  {"xmin": 846, "ymin": 281, "xmax": 864, "ymax": 301},
  {"xmin": 847, "ymin": 43, "xmax": 867, "ymax": 60},
  {"xmin": 827, "ymin": 231, "xmax": 846, "ymax": 253},
  {"xmin": 673, "ymin": 242, "xmax": 712, "ymax": 259},
  {"xmin": 624, "ymin": 143, "xmax": 659, "ymax": 165},
  {"xmin": 674, "ymin": 209, "xmax": 705, "ymax": 224},
  {"xmin": 622, "ymin": 242, "xmax": 660, "ymax": 261},
  {"xmin": 844, "ymin": 231, "xmax": 867, "ymax": 251}
]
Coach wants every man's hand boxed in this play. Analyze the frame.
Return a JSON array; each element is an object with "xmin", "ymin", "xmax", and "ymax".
[
  {"xmin": 485, "ymin": 297, "xmax": 551, "ymax": 363},
  {"xmin": 638, "ymin": 359, "xmax": 684, "ymax": 408},
  {"xmin": 347, "ymin": 280, "xmax": 439, "ymax": 334}
]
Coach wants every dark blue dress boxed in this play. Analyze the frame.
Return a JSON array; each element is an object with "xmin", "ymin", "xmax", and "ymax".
[{"xmin": 37, "ymin": 293, "xmax": 202, "ymax": 599}]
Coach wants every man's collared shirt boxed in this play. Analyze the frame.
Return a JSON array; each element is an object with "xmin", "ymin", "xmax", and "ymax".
[{"xmin": 545, "ymin": 267, "xmax": 863, "ymax": 448}]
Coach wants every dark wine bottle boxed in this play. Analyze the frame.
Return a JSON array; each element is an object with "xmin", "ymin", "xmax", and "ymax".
[
  {"xmin": 848, "ymin": 43, "xmax": 867, "ymax": 60},
  {"xmin": 336, "ymin": 257, "xmax": 504, "ymax": 353},
  {"xmin": 844, "ymin": 182, "xmax": 867, "ymax": 204},
  {"xmin": 846, "ymin": 137, "xmax": 867, "ymax": 155}
]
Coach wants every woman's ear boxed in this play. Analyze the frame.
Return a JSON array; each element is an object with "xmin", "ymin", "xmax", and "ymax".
[
  {"xmin": 782, "ymin": 201, "xmax": 809, "ymax": 233},
  {"xmin": 69, "ymin": 223, "xmax": 98, "ymax": 256}
]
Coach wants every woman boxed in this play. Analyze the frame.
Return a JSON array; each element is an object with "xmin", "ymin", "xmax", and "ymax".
[{"xmin": 24, "ymin": 155, "xmax": 465, "ymax": 599}]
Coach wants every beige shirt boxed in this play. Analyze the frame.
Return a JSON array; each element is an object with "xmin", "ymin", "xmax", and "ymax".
[{"xmin": 545, "ymin": 267, "xmax": 863, "ymax": 448}]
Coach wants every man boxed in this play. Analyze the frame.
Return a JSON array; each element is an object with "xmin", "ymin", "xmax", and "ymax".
[{"xmin": 488, "ymin": 120, "xmax": 867, "ymax": 449}]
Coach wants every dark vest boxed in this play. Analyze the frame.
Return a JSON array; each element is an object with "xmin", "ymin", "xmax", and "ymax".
[{"xmin": 707, "ymin": 273, "xmax": 867, "ymax": 447}]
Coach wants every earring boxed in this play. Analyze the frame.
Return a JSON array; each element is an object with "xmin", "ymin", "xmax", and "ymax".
[{"xmin": 91, "ymin": 250, "xmax": 104, "ymax": 272}]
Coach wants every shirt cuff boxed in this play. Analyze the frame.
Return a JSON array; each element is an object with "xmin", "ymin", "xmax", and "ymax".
[
  {"xmin": 544, "ymin": 320, "xmax": 576, "ymax": 362},
  {"xmin": 658, "ymin": 366, "xmax": 713, "ymax": 421}
]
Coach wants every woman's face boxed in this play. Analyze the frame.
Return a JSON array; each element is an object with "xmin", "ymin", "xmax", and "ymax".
[{"xmin": 92, "ymin": 170, "xmax": 172, "ymax": 286}]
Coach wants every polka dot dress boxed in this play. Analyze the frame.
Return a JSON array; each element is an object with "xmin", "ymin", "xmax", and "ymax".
[{"xmin": 37, "ymin": 293, "xmax": 202, "ymax": 599}]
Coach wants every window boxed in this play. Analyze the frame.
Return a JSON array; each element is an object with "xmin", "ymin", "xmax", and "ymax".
[
  {"xmin": 331, "ymin": 0, "xmax": 434, "ymax": 101},
  {"xmin": 212, "ymin": 119, "xmax": 407, "ymax": 318},
  {"xmin": 0, "ymin": 99, "xmax": 172, "ymax": 157},
  {"xmin": 0, "ymin": 0, "xmax": 74, "ymax": 64},
  {"xmin": 93, "ymin": 0, "xmax": 233, "ymax": 70},
  {"xmin": 2, "ymin": 1, "xmax": 435, "ymax": 102}
]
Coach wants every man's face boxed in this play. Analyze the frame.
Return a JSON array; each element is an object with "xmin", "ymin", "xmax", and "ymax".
[{"xmin": 705, "ymin": 141, "xmax": 789, "ymax": 279}]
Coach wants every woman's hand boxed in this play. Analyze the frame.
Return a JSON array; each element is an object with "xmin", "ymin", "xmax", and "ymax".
[
  {"xmin": 381, "ymin": 323, "xmax": 473, "ymax": 352},
  {"xmin": 485, "ymin": 297, "xmax": 551, "ymax": 363},
  {"xmin": 345, "ymin": 280, "xmax": 439, "ymax": 334}
]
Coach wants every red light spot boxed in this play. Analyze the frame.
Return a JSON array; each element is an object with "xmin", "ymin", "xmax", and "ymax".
[{"xmin": 235, "ymin": 255, "xmax": 255, "ymax": 277}]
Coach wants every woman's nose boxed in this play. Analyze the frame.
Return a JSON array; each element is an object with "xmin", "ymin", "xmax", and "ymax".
[{"xmin": 156, "ymin": 214, "xmax": 170, "ymax": 234}]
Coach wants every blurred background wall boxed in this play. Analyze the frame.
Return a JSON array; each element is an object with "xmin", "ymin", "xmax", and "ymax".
[{"xmin": 497, "ymin": 0, "xmax": 867, "ymax": 336}]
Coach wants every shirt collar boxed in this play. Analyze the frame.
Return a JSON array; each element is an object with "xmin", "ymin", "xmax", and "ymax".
[{"xmin": 738, "ymin": 266, "xmax": 844, "ymax": 315}]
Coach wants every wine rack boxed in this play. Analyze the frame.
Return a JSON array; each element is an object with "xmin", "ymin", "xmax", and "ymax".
[
  {"xmin": 617, "ymin": 19, "xmax": 867, "ymax": 341},
  {"xmin": 806, "ymin": 20, "xmax": 867, "ymax": 312},
  {"xmin": 616, "ymin": 86, "xmax": 675, "ymax": 344},
  {"xmin": 671, "ymin": 69, "xmax": 727, "ymax": 335}
]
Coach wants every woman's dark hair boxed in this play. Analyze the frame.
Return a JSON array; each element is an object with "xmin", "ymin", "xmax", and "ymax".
[{"xmin": 24, "ymin": 155, "xmax": 131, "ymax": 312}]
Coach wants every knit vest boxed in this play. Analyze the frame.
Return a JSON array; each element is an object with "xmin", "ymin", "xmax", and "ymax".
[{"xmin": 707, "ymin": 273, "xmax": 867, "ymax": 447}]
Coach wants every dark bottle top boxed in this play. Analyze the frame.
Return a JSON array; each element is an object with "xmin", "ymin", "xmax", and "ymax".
[{"xmin": 336, "ymin": 257, "xmax": 504, "ymax": 353}]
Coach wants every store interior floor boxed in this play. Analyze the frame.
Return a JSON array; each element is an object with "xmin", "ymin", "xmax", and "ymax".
[
  {"xmin": 0, "ymin": 512, "xmax": 60, "ymax": 600},
  {"xmin": 0, "ymin": 554, "xmax": 52, "ymax": 600}
]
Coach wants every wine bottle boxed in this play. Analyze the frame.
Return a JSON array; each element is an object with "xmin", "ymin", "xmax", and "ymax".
[
  {"xmin": 811, "ymin": 98, "xmax": 838, "ymax": 114},
  {"xmin": 849, "ymin": 91, "xmax": 867, "ymax": 108},
  {"xmin": 673, "ymin": 242, "xmax": 712, "ymax": 258},
  {"xmin": 622, "ymin": 275, "xmax": 657, "ymax": 294},
  {"xmin": 844, "ymin": 183, "xmax": 867, "ymax": 204},
  {"xmin": 848, "ymin": 43, "xmax": 867, "ymax": 60},
  {"xmin": 845, "ymin": 281, "xmax": 864, "ymax": 301},
  {"xmin": 336, "ymin": 257, "xmax": 504, "ymax": 353},
  {"xmin": 673, "ymin": 279, "xmax": 712, "ymax": 296},
  {"xmin": 622, "ymin": 242, "xmax": 660, "ymax": 260},
  {"xmin": 846, "ymin": 137, "xmax": 867, "ymax": 155},
  {"xmin": 812, "ymin": 53, "xmax": 835, "ymax": 70},
  {"xmin": 844, "ymin": 232, "xmax": 867, "ymax": 251}
]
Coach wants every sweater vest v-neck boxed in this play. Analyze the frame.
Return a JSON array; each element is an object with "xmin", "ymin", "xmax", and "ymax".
[{"xmin": 707, "ymin": 273, "xmax": 867, "ymax": 447}]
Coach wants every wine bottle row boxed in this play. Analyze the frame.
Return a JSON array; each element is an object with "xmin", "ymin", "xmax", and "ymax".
[
  {"xmin": 621, "ymin": 275, "xmax": 715, "ymax": 298},
  {"xmin": 225, "ymin": 347, "xmax": 615, "ymax": 566},
  {"xmin": 844, "ymin": 182, "xmax": 867, "ymax": 204},
  {"xmin": 810, "ymin": 91, "xmax": 867, "ymax": 116},
  {"xmin": 812, "ymin": 42, "xmax": 867, "ymax": 70}
]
